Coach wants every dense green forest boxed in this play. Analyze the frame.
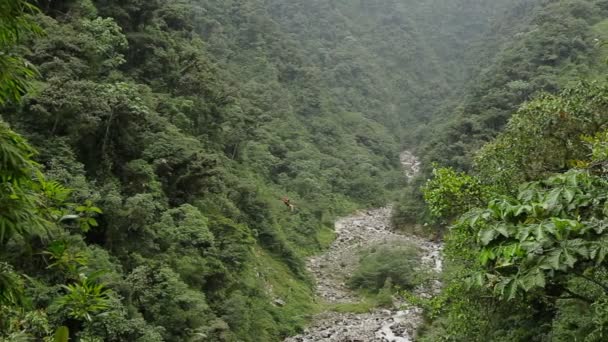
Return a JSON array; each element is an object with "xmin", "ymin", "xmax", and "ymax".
[
  {"xmin": 5, "ymin": 0, "xmax": 608, "ymax": 341},
  {"xmin": 405, "ymin": 0, "xmax": 608, "ymax": 341},
  {"xmin": 394, "ymin": 0, "xmax": 608, "ymax": 225},
  {"xmin": 0, "ymin": 0, "xmax": 413, "ymax": 340},
  {"xmin": 0, "ymin": 0, "xmax": 489, "ymax": 340}
]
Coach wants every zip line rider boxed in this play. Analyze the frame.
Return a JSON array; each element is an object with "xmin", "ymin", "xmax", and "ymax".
[{"xmin": 281, "ymin": 197, "xmax": 295, "ymax": 211}]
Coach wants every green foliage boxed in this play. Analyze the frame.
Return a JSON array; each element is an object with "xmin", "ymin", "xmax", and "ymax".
[
  {"xmin": 348, "ymin": 245, "xmax": 425, "ymax": 293},
  {"xmin": 74, "ymin": 200, "xmax": 102, "ymax": 232},
  {"xmin": 420, "ymin": 77, "xmax": 608, "ymax": 340},
  {"xmin": 463, "ymin": 170, "xmax": 608, "ymax": 300},
  {"xmin": 422, "ymin": 166, "xmax": 490, "ymax": 222},
  {"xmin": 392, "ymin": 175, "xmax": 433, "ymax": 232},
  {"xmin": 419, "ymin": 0, "xmax": 607, "ymax": 173},
  {"xmin": 418, "ymin": 80, "xmax": 608, "ymax": 339},
  {"xmin": 7, "ymin": 0, "xmax": 595, "ymax": 340},
  {"xmin": 426, "ymin": 166, "xmax": 608, "ymax": 341},
  {"xmin": 0, "ymin": 0, "xmax": 42, "ymax": 105},
  {"xmin": 403, "ymin": 0, "xmax": 608, "ymax": 229},
  {"xmin": 54, "ymin": 326, "xmax": 69, "ymax": 342},
  {"xmin": 0, "ymin": 262, "xmax": 25, "ymax": 305},
  {"xmin": 0, "ymin": 306, "xmax": 53, "ymax": 341},
  {"xmin": 53, "ymin": 273, "xmax": 111, "ymax": 323},
  {"xmin": 0, "ymin": 122, "xmax": 49, "ymax": 242},
  {"xmin": 328, "ymin": 292, "xmax": 392, "ymax": 313},
  {"xmin": 0, "ymin": 121, "xmax": 103, "ymax": 243},
  {"xmin": 475, "ymin": 81, "xmax": 608, "ymax": 192},
  {"xmin": 125, "ymin": 265, "xmax": 214, "ymax": 340},
  {"xmin": 44, "ymin": 240, "xmax": 88, "ymax": 277}
]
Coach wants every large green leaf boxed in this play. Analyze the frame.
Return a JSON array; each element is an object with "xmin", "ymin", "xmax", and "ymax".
[
  {"xmin": 514, "ymin": 204, "xmax": 532, "ymax": 218},
  {"xmin": 552, "ymin": 218, "xmax": 581, "ymax": 235},
  {"xmin": 519, "ymin": 269, "xmax": 546, "ymax": 291},
  {"xmin": 520, "ymin": 240, "xmax": 543, "ymax": 254},
  {"xmin": 495, "ymin": 223, "xmax": 513, "ymax": 238},
  {"xmin": 532, "ymin": 222, "xmax": 552, "ymax": 241},
  {"xmin": 563, "ymin": 187, "xmax": 576, "ymax": 204},
  {"xmin": 479, "ymin": 248, "xmax": 496, "ymax": 265},
  {"xmin": 589, "ymin": 218, "xmax": 608, "ymax": 235},
  {"xmin": 590, "ymin": 237, "xmax": 608, "ymax": 265},
  {"xmin": 479, "ymin": 228, "xmax": 498, "ymax": 246},
  {"xmin": 494, "ymin": 277, "xmax": 513, "ymax": 298},
  {"xmin": 505, "ymin": 278, "xmax": 519, "ymax": 300},
  {"xmin": 541, "ymin": 239, "xmax": 588, "ymax": 271},
  {"xmin": 54, "ymin": 326, "xmax": 69, "ymax": 342},
  {"xmin": 543, "ymin": 188, "xmax": 563, "ymax": 211},
  {"xmin": 516, "ymin": 225, "xmax": 534, "ymax": 241},
  {"xmin": 541, "ymin": 249, "xmax": 562, "ymax": 270}
]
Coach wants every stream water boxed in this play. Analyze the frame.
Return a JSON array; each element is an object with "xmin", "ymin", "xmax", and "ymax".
[{"xmin": 285, "ymin": 152, "xmax": 442, "ymax": 342}]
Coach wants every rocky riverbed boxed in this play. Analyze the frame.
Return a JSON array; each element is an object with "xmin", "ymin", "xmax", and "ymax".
[
  {"xmin": 400, "ymin": 151, "xmax": 421, "ymax": 180},
  {"xmin": 285, "ymin": 153, "xmax": 442, "ymax": 342}
]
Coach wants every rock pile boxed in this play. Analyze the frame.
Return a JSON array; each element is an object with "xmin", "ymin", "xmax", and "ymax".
[{"xmin": 287, "ymin": 307, "xmax": 423, "ymax": 342}]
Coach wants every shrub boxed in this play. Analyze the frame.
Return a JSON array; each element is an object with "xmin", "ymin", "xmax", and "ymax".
[{"xmin": 348, "ymin": 245, "xmax": 425, "ymax": 293}]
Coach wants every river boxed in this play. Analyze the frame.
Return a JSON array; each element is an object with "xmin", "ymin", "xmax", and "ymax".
[{"xmin": 285, "ymin": 152, "xmax": 442, "ymax": 342}]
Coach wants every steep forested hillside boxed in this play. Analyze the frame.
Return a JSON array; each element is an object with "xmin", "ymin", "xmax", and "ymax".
[
  {"xmin": 0, "ymin": 0, "xmax": 511, "ymax": 341},
  {"xmin": 395, "ymin": 0, "xmax": 608, "ymax": 226},
  {"xmin": 6, "ymin": 0, "xmax": 608, "ymax": 341},
  {"xmin": 0, "ymin": 0, "xmax": 406, "ymax": 340},
  {"xmin": 404, "ymin": 0, "xmax": 608, "ymax": 341},
  {"xmin": 417, "ymin": 82, "xmax": 608, "ymax": 342},
  {"xmin": 420, "ymin": 0, "xmax": 607, "ymax": 172}
]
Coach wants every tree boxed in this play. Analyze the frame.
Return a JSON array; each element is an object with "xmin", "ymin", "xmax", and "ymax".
[
  {"xmin": 422, "ymin": 166, "xmax": 490, "ymax": 223},
  {"xmin": 0, "ymin": 0, "xmax": 42, "ymax": 105},
  {"xmin": 475, "ymin": 81, "xmax": 608, "ymax": 192},
  {"xmin": 0, "ymin": 122, "xmax": 49, "ymax": 242}
]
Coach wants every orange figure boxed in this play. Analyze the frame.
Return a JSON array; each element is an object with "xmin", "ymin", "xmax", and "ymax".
[{"xmin": 281, "ymin": 197, "xmax": 295, "ymax": 211}]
